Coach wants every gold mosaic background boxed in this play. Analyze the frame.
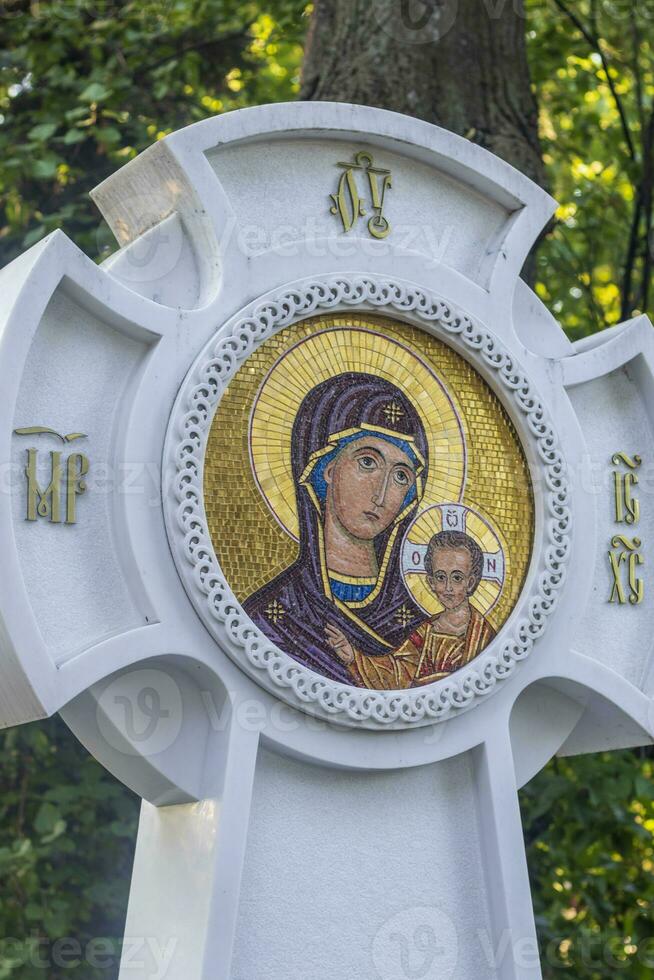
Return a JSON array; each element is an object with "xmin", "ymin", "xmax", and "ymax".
[{"xmin": 204, "ymin": 313, "xmax": 534, "ymax": 633}]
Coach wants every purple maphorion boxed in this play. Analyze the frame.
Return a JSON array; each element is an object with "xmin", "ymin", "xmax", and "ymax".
[{"xmin": 244, "ymin": 373, "xmax": 430, "ymax": 685}]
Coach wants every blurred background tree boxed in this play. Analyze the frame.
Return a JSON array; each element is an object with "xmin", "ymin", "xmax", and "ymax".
[
  {"xmin": 0, "ymin": 0, "xmax": 307, "ymax": 263},
  {"xmin": 1, "ymin": 1, "xmax": 653, "ymax": 977},
  {"xmin": 529, "ymin": 0, "xmax": 654, "ymax": 338}
]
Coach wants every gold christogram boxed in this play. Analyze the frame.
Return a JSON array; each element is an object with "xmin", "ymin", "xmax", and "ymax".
[
  {"xmin": 612, "ymin": 451, "xmax": 642, "ymax": 525},
  {"xmin": 15, "ymin": 427, "xmax": 89, "ymax": 524},
  {"xmin": 609, "ymin": 535, "xmax": 644, "ymax": 605},
  {"xmin": 330, "ymin": 151, "xmax": 392, "ymax": 239},
  {"xmin": 609, "ymin": 452, "xmax": 644, "ymax": 604},
  {"xmin": 204, "ymin": 314, "xmax": 535, "ymax": 634}
]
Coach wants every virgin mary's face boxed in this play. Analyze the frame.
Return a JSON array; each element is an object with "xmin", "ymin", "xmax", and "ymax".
[{"xmin": 323, "ymin": 436, "xmax": 417, "ymax": 541}]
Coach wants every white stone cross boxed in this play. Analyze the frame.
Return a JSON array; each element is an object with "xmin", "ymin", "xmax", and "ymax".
[{"xmin": 1, "ymin": 103, "xmax": 653, "ymax": 980}]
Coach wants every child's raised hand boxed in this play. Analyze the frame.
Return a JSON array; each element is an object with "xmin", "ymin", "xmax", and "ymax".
[{"xmin": 324, "ymin": 624, "xmax": 355, "ymax": 665}]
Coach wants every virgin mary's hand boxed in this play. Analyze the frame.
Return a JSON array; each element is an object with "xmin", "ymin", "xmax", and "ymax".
[{"xmin": 324, "ymin": 624, "xmax": 356, "ymax": 665}]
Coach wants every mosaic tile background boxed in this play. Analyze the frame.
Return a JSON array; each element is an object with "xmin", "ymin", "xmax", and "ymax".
[{"xmin": 204, "ymin": 314, "xmax": 534, "ymax": 633}]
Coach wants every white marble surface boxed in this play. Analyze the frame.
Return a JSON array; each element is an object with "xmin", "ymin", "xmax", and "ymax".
[
  {"xmin": 210, "ymin": 138, "xmax": 508, "ymax": 287},
  {"xmin": 232, "ymin": 748, "xmax": 497, "ymax": 980},
  {"xmin": 568, "ymin": 364, "xmax": 654, "ymax": 690},
  {"xmin": 12, "ymin": 289, "xmax": 147, "ymax": 661}
]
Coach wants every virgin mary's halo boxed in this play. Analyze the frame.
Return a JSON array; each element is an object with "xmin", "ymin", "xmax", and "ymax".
[{"xmin": 249, "ymin": 324, "xmax": 468, "ymax": 540}]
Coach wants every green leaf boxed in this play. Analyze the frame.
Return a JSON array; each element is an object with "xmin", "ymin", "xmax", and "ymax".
[
  {"xmin": 64, "ymin": 106, "xmax": 89, "ymax": 122},
  {"xmin": 22, "ymin": 226, "xmax": 47, "ymax": 248},
  {"xmin": 31, "ymin": 158, "xmax": 58, "ymax": 179},
  {"xmin": 96, "ymin": 126, "xmax": 122, "ymax": 145},
  {"xmin": 34, "ymin": 802, "xmax": 60, "ymax": 835},
  {"xmin": 78, "ymin": 81, "xmax": 112, "ymax": 102},
  {"xmin": 63, "ymin": 128, "xmax": 86, "ymax": 145},
  {"xmin": 28, "ymin": 122, "xmax": 57, "ymax": 141}
]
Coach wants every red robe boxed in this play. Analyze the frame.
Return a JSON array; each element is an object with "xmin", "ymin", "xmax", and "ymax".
[{"xmin": 348, "ymin": 606, "xmax": 495, "ymax": 690}]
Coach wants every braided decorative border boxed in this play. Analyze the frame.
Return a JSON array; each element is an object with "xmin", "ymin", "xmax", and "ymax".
[{"xmin": 167, "ymin": 277, "xmax": 571, "ymax": 728}]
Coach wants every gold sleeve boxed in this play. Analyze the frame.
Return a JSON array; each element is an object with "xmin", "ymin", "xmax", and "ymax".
[{"xmin": 349, "ymin": 634, "xmax": 423, "ymax": 691}]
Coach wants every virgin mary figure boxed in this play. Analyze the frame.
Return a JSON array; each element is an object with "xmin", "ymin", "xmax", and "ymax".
[{"xmin": 243, "ymin": 372, "xmax": 430, "ymax": 685}]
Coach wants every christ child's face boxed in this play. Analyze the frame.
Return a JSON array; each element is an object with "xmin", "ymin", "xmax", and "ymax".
[
  {"xmin": 427, "ymin": 546, "xmax": 476, "ymax": 610},
  {"xmin": 323, "ymin": 436, "xmax": 416, "ymax": 541}
]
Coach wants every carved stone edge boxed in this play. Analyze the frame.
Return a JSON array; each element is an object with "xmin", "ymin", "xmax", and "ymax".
[{"xmin": 165, "ymin": 275, "xmax": 572, "ymax": 729}]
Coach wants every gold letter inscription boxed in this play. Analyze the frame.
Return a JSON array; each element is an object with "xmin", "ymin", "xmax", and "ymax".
[
  {"xmin": 330, "ymin": 152, "xmax": 393, "ymax": 239},
  {"xmin": 16, "ymin": 427, "xmax": 89, "ymax": 525},
  {"xmin": 66, "ymin": 452, "xmax": 89, "ymax": 525},
  {"xmin": 26, "ymin": 447, "xmax": 62, "ymax": 523},
  {"xmin": 609, "ymin": 453, "xmax": 644, "ymax": 605},
  {"xmin": 609, "ymin": 535, "xmax": 644, "ymax": 605},
  {"xmin": 612, "ymin": 452, "xmax": 642, "ymax": 525}
]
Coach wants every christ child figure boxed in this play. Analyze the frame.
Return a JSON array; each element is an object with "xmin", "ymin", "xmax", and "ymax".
[{"xmin": 325, "ymin": 530, "xmax": 496, "ymax": 690}]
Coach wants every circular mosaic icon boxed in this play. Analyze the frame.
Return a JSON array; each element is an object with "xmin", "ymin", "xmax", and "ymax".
[{"xmin": 204, "ymin": 312, "xmax": 534, "ymax": 692}]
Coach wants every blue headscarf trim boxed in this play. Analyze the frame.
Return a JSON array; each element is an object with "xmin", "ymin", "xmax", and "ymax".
[{"xmin": 309, "ymin": 430, "xmax": 420, "ymax": 509}]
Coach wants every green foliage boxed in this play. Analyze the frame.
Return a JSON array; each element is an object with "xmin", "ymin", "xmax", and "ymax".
[
  {"xmin": 528, "ymin": 0, "xmax": 654, "ymax": 338},
  {"xmin": 521, "ymin": 751, "xmax": 654, "ymax": 978},
  {"xmin": 0, "ymin": 717, "xmax": 139, "ymax": 979},
  {"xmin": 0, "ymin": 0, "xmax": 308, "ymax": 266}
]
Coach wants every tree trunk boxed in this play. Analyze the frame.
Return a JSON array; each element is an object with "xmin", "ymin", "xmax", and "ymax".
[{"xmin": 301, "ymin": 0, "xmax": 546, "ymax": 191}]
